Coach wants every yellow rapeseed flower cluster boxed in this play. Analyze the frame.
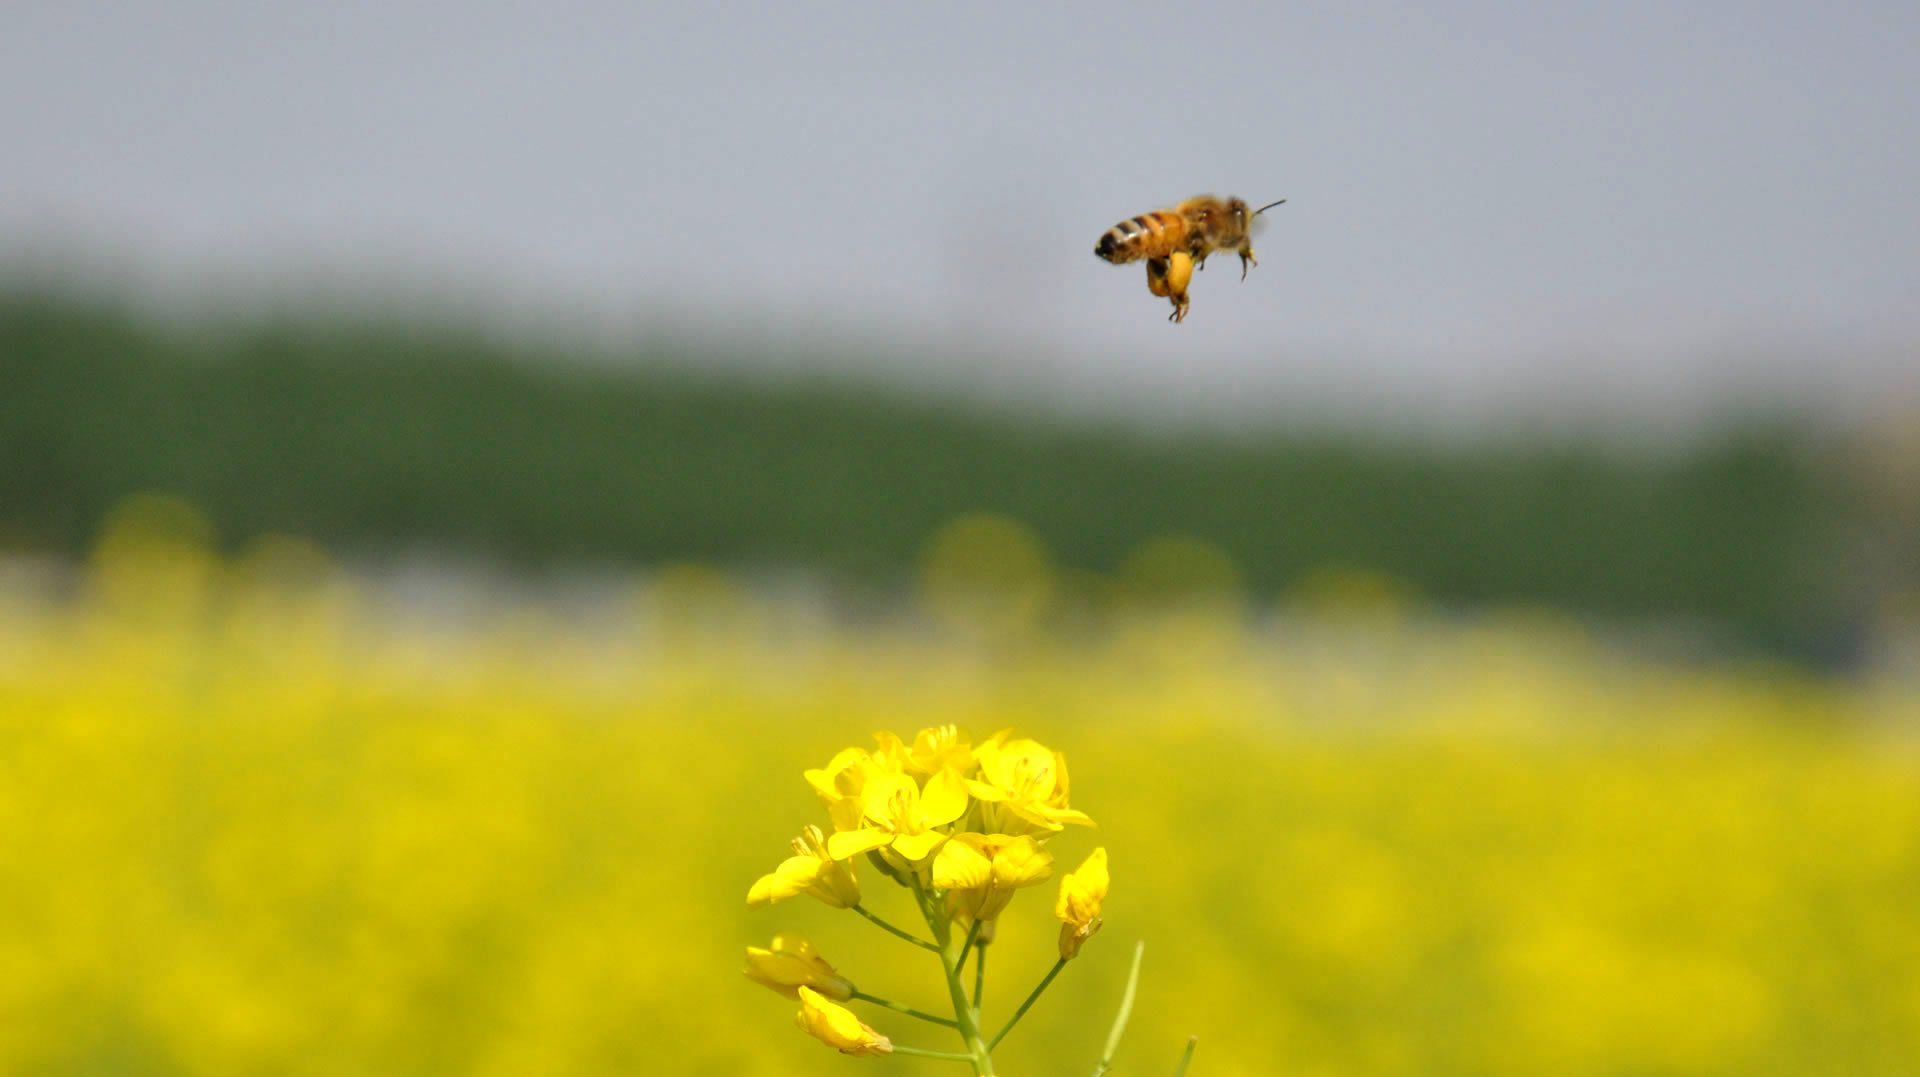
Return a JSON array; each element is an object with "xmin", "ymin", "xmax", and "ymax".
[
  {"xmin": 757, "ymin": 727, "xmax": 1093, "ymax": 916},
  {"xmin": 746, "ymin": 726, "xmax": 1108, "ymax": 1069}
]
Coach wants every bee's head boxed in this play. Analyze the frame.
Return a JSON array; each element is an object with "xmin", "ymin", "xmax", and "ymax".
[
  {"xmin": 1249, "ymin": 198, "xmax": 1286, "ymax": 235},
  {"xmin": 1223, "ymin": 198, "xmax": 1252, "ymax": 238}
]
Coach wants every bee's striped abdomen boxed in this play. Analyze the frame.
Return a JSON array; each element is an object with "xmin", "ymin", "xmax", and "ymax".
[{"xmin": 1094, "ymin": 209, "xmax": 1188, "ymax": 264}]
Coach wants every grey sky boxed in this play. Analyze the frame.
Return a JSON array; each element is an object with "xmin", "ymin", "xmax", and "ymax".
[{"xmin": 4, "ymin": 2, "xmax": 1916, "ymax": 429}]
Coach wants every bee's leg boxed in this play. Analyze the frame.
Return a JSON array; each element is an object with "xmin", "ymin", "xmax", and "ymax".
[
  {"xmin": 1238, "ymin": 245, "xmax": 1258, "ymax": 281},
  {"xmin": 1146, "ymin": 256, "xmax": 1173, "ymax": 298},
  {"xmin": 1148, "ymin": 252, "xmax": 1194, "ymax": 323}
]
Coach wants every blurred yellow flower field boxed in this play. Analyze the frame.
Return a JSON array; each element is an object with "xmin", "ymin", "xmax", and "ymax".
[{"xmin": 1, "ymin": 500, "xmax": 1918, "ymax": 1076}]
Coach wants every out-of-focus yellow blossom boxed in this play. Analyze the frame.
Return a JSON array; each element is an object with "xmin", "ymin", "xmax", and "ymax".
[
  {"xmin": 1056, "ymin": 847, "xmax": 1108, "ymax": 959},
  {"xmin": 795, "ymin": 986, "xmax": 892, "ymax": 1055},
  {"xmin": 933, "ymin": 832, "xmax": 1054, "ymax": 922},
  {"xmin": 877, "ymin": 724, "xmax": 974, "ymax": 777},
  {"xmin": 748, "ymin": 824, "xmax": 860, "ymax": 908},
  {"xmin": 17, "ymin": 510, "xmax": 1920, "ymax": 1077},
  {"xmin": 744, "ymin": 934, "xmax": 855, "ymax": 1001},
  {"xmin": 805, "ymin": 746, "xmax": 882, "ymax": 833},
  {"xmin": 968, "ymin": 731, "xmax": 1094, "ymax": 833},
  {"xmin": 827, "ymin": 768, "xmax": 969, "ymax": 863}
]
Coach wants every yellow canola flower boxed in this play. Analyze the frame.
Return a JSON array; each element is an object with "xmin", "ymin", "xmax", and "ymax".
[
  {"xmin": 933, "ymin": 832, "xmax": 1054, "ymax": 922},
  {"xmin": 827, "ymin": 768, "xmax": 968, "ymax": 863},
  {"xmin": 805, "ymin": 746, "xmax": 885, "ymax": 833},
  {"xmin": 968, "ymin": 730, "xmax": 1094, "ymax": 834},
  {"xmin": 745, "ymin": 934, "xmax": 856, "ymax": 1001},
  {"xmin": 1056, "ymin": 847, "xmax": 1108, "ymax": 960},
  {"xmin": 747, "ymin": 824, "xmax": 860, "ymax": 908},
  {"xmin": 875, "ymin": 724, "xmax": 974, "ymax": 777},
  {"xmin": 795, "ymin": 985, "xmax": 892, "ymax": 1055}
]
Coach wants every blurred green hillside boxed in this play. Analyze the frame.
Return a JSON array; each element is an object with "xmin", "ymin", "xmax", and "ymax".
[{"xmin": 0, "ymin": 292, "xmax": 1847, "ymax": 652}]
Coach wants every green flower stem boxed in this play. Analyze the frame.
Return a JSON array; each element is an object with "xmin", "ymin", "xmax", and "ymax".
[
  {"xmin": 850, "ymin": 990, "xmax": 959, "ymax": 1029},
  {"xmin": 911, "ymin": 874, "xmax": 996, "ymax": 1077},
  {"xmin": 852, "ymin": 903, "xmax": 939, "ymax": 952},
  {"xmin": 973, "ymin": 941, "xmax": 987, "ymax": 1011},
  {"xmin": 1172, "ymin": 1035, "xmax": 1199, "ymax": 1076},
  {"xmin": 890, "ymin": 1044, "xmax": 977, "ymax": 1062},
  {"xmin": 1089, "ymin": 941, "xmax": 1146, "ymax": 1077},
  {"xmin": 988, "ymin": 957, "xmax": 1066, "ymax": 1050},
  {"xmin": 959, "ymin": 919, "xmax": 982, "ymax": 972}
]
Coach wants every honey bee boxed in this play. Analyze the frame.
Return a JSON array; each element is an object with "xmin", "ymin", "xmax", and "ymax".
[{"xmin": 1093, "ymin": 195, "xmax": 1286, "ymax": 322}]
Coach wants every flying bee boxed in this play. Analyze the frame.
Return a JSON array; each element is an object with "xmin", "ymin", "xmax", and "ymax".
[{"xmin": 1093, "ymin": 195, "xmax": 1286, "ymax": 322}]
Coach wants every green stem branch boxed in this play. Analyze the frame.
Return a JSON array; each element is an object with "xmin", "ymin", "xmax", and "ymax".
[
  {"xmin": 959, "ymin": 918, "xmax": 982, "ymax": 972},
  {"xmin": 1089, "ymin": 941, "xmax": 1146, "ymax": 1077},
  {"xmin": 850, "ymin": 990, "xmax": 959, "ymax": 1029},
  {"xmin": 911, "ymin": 874, "xmax": 997, "ymax": 1077},
  {"xmin": 973, "ymin": 939, "xmax": 987, "ymax": 1012},
  {"xmin": 1171, "ymin": 1035, "xmax": 1198, "ymax": 1077},
  {"xmin": 989, "ymin": 957, "xmax": 1066, "ymax": 1049},
  {"xmin": 851, "ymin": 903, "xmax": 939, "ymax": 952},
  {"xmin": 890, "ymin": 1044, "xmax": 977, "ymax": 1062}
]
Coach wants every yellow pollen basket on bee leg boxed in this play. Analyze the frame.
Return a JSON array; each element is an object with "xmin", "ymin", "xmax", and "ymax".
[{"xmin": 1147, "ymin": 254, "xmax": 1196, "ymax": 323}]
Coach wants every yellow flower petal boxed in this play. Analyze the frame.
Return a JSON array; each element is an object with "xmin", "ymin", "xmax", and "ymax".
[
  {"xmin": 857, "ymin": 770, "xmax": 916, "ymax": 829},
  {"xmin": 906, "ymin": 724, "xmax": 972, "ymax": 775},
  {"xmin": 1005, "ymin": 799, "xmax": 1095, "ymax": 832},
  {"xmin": 971, "ymin": 732, "xmax": 1094, "ymax": 834},
  {"xmin": 891, "ymin": 828, "xmax": 948, "ymax": 863},
  {"xmin": 1056, "ymin": 847, "xmax": 1109, "ymax": 960},
  {"xmin": 871, "ymin": 731, "xmax": 911, "ymax": 771},
  {"xmin": 745, "ymin": 935, "xmax": 855, "ymax": 1000},
  {"xmin": 939, "ymin": 833, "xmax": 1054, "ymax": 922},
  {"xmin": 827, "ymin": 827, "xmax": 893, "ymax": 861},
  {"xmin": 748, "ymin": 826, "xmax": 860, "ymax": 908},
  {"xmin": 746, "ymin": 853, "xmax": 818, "ymax": 907},
  {"xmin": 931, "ymin": 836, "xmax": 992, "ymax": 890},
  {"xmin": 805, "ymin": 747, "xmax": 870, "ymax": 801},
  {"xmin": 796, "ymin": 986, "xmax": 892, "ymax": 1055},
  {"xmin": 965, "ymin": 778, "xmax": 1010, "ymax": 802},
  {"xmin": 919, "ymin": 767, "xmax": 970, "ymax": 827},
  {"xmin": 991, "ymin": 836, "xmax": 1054, "ymax": 888}
]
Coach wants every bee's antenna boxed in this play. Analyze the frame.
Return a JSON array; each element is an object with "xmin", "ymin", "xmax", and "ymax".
[{"xmin": 1253, "ymin": 199, "xmax": 1287, "ymax": 215}]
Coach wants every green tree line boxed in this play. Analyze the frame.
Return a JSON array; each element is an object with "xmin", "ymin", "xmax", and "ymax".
[{"xmin": 0, "ymin": 293, "xmax": 1843, "ymax": 651}]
